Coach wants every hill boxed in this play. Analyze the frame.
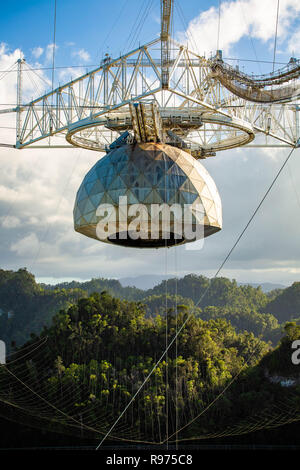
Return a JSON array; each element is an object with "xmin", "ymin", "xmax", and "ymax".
[
  {"xmin": 119, "ymin": 274, "xmax": 287, "ymax": 292},
  {"xmin": 238, "ymin": 282, "xmax": 287, "ymax": 293},
  {"xmin": 119, "ymin": 274, "xmax": 172, "ymax": 289},
  {"xmin": 0, "ymin": 269, "xmax": 298, "ymax": 349},
  {"xmin": 0, "ymin": 268, "xmax": 86, "ymax": 349},
  {"xmin": 264, "ymin": 282, "xmax": 300, "ymax": 323},
  {"xmin": 1, "ymin": 291, "xmax": 299, "ymax": 444}
]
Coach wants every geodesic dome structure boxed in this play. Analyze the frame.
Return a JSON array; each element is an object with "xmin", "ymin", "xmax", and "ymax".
[{"xmin": 74, "ymin": 142, "xmax": 222, "ymax": 248}]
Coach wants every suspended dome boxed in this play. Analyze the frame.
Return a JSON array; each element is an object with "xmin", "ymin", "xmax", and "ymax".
[{"xmin": 73, "ymin": 143, "xmax": 222, "ymax": 248}]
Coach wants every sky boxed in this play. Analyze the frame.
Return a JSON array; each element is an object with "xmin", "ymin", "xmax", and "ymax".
[{"xmin": 0, "ymin": 0, "xmax": 300, "ymax": 286}]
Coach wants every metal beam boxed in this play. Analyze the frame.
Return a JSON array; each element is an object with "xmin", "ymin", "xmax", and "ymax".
[
  {"xmin": 0, "ymin": 38, "xmax": 298, "ymax": 153},
  {"xmin": 161, "ymin": 0, "xmax": 173, "ymax": 89}
]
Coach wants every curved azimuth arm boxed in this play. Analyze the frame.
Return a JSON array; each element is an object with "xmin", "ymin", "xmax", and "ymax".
[{"xmin": 0, "ymin": 9, "xmax": 298, "ymax": 153}]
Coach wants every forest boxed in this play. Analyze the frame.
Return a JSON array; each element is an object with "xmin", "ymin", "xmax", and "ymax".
[{"xmin": 0, "ymin": 268, "xmax": 300, "ymax": 447}]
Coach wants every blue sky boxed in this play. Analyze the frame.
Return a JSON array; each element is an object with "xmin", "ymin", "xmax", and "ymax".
[
  {"xmin": 2, "ymin": 0, "xmax": 299, "ymax": 79},
  {"xmin": 0, "ymin": 0, "xmax": 300, "ymax": 286},
  {"xmin": 1, "ymin": 1, "xmax": 211, "ymax": 59}
]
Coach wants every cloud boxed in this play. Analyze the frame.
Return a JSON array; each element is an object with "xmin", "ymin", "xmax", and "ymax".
[
  {"xmin": 179, "ymin": 0, "xmax": 300, "ymax": 56},
  {"xmin": 72, "ymin": 48, "xmax": 91, "ymax": 63},
  {"xmin": 0, "ymin": 216, "xmax": 21, "ymax": 228},
  {"xmin": 1, "ymin": 137, "xmax": 299, "ymax": 285},
  {"xmin": 46, "ymin": 43, "xmax": 58, "ymax": 63},
  {"xmin": 0, "ymin": 18, "xmax": 300, "ymax": 286},
  {"xmin": 288, "ymin": 29, "xmax": 300, "ymax": 54},
  {"xmin": 58, "ymin": 66, "xmax": 86, "ymax": 82},
  {"xmin": 0, "ymin": 46, "xmax": 49, "ymax": 140},
  {"xmin": 31, "ymin": 46, "xmax": 44, "ymax": 59},
  {"xmin": 10, "ymin": 233, "xmax": 40, "ymax": 257}
]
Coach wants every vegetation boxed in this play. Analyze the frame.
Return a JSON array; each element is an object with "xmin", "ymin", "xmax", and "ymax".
[
  {"xmin": 0, "ymin": 269, "xmax": 296, "ymax": 349},
  {"xmin": 1, "ymin": 269, "xmax": 300, "ymax": 444},
  {"xmin": 0, "ymin": 268, "xmax": 86, "ymax": 349},
  {"xmin": 264, "ymin": 282, "xmax": 300, "ymax": 323}
]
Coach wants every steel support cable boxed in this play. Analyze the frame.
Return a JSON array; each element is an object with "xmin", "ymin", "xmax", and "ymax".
[
  {"xmin": 27, "ymin": 148, "xmax": 87, "ymax": 274},
  {"xmin": 96, "ymin": 144, "xmax": 297, "ymax": 449},
  {"xmin": 0, "ymin": 151, "xmax": 43, "ymax": 228},
  {"xmin": 273, "ymin": 0, "xmax": 280, "ymax": 73},
  {"xmin": 0, "ymin": 60, "xmax": 275, "ymax": 74},
  {"xmin": 0, "ymin": 340, "xmax": 141, "ymax": 441},
  {"xmin": 166, "ymin": 348, "xmax": 300, "ymax": 441},
  {"xmin": 174, "ymin": 212, "xmax": 179, "ymax": 450},
  {"xmin": 23, "ymin": 68, "xmax": 44, "ymax": 98},
  {"xmin": 0, "ymin": 302, "xmax": 149, "ymax": 440},
  {"xmin": 170, "ymin": 396, "xmax": 300, "ymax": 443},
  {"xmin": 49, "ymin": 0, "xmax": 57, "ymax": 142},
  {"xmin": 163, "ymin": 151, "xmax": 169, "ymax": 449},
  {"xmin": 25, "ymin": 62, "xmax": 51, "ymax": 89},
  {"xmin": 128, "ymin": 0, "xmax": 155, "ymax": 51},
  {"xmin": 217, "ymin": 0, "xmax": 221, "ymax": 52},
  {"xmin": 166, "ymin": 337, "xmax": 263, "ymax": 442},
  {"xmin": 175, "ymin": 1, "xmax": 198, "ymax": 54},
  {"xmin": 177, "ymin": 0, "xmax": 295, "ymax": 90},
  {"xmin": 165, "ymin": 146, "xmax": 298, "ymax": 442},
  {"xmin": 0, "ymin": 337, "xmax": 48, "ymax": 367},
  {"xmin": 124, "ymin": 0, "xmax": 152, "ymax": 54},
  {"xmin": 163, "ymin": 2, "xmax": 177, "ymax": 448},
  {"xmin": 171, "ymin": 9, "xmax": 179, "ymax": 450},
  {"xmin": 2, "ymin": 366, "xmax": 123, "ymax": 439},
  {"xmin": 95, "ymin": 0, "xmax": 128, "ymax": 61},
  {"xmin": 123, "ymin": 0, "xmax": 147, "ymax": 52},
  {"xmin": 0, "ymin": 62, "xmax": 17, "ymax": 82},
  {"xmin": 0, "ymin": 57, "xmax": 293, "ymax": 75},
  {"xmin": 240, "ymin": 1, "xmax": 262, "ymax": 75},
  {"xmin": 51, "ymin": 0, "xmax": 57, "ymax": 95}
]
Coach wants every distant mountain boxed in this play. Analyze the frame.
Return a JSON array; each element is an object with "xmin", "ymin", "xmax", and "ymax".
[
  {"xmin": 238, "ymin": 282, "xmax": 287, "ymax": 293},
  {"xmin": 119, "ymin": 274, "xmax": 173, "ymax": 290},
  {"xmin": 0, "ymin": 268, "xmax": 294, "ymax": 350},
  {"xmin": 119, "ymin": 274, "xmax": 287, "ymax": 293}
]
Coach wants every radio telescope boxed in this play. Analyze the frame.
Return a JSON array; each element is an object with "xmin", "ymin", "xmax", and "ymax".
[
  {"xmin": 1, "ymin": 0, "xmax": 300, "ymax": 247},
  {"xmin": 1, "ymin": 0, "xmax": 300, "ymax": 448}
]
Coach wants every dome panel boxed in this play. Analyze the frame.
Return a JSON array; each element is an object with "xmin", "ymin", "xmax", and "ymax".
[{"xmin": 73, "ymin": 143, "xmax": 222, "ymax": 248}]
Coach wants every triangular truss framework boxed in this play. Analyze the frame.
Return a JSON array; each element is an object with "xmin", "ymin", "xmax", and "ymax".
[{"xmin": 8, "ymin": 7, "xmax": 300, "ymax": 155}]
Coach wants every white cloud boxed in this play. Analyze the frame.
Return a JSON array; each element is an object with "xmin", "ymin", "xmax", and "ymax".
[
  {"xmin": 287, "ymin": 28, "xmax": 300, "ymax": 54},
  {"xmin": 179, "ymin": 0, "xmax": 300, "ymax": 56},
  {"xmin": 46, "ymin": 43, "xmax": 58, "ymax": 63},
  {"xmin": 0, "ymin": 24, "xmax": 300, "ymax": 285},
  {"xmin": 0, "ymin": 45, "xmax": 50, "ymax": 141},
  {"xmin": 0, "ymin": 42, "xmax": 23, "ymax": 63},
  {"xmin": 0, "ymin": 215, "xmax": 21, "ymax": 228},
  {"xmin": 58, "ymin": 66, "xmax": 86, "ymax": 82},
  {"xmin": 72, "ymin": 48, "xmax": 91, "ymax": 62},
  {"xmin": 31, "ymin": 46, "xmax": 44, "ymax": 59},
  {"xmin": 10, "ymin": 233, "xmax": 39, "ymax": 257}
]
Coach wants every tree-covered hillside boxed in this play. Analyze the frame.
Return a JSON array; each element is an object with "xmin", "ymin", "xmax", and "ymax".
[
  {"xmin": 0, "ymin": 268, "xmax": 86, "ymax": 348},
  {"xmin": 41, "ymin": 277, "xmax": 144, "ymax": 301},
  {"xmin": 264, "ymin": 282, "xmax": 300, "ymax": 322},
  {"xmin": 1, "ymin": 291, "xmax": 300, "ymax": 444},
  {"xmin": 0, "ymin": 269, "xmax": 298, "ymax": 349}
]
